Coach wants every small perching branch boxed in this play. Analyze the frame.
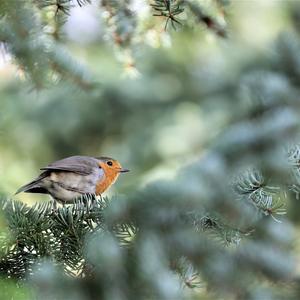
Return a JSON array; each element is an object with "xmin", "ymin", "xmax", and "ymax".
[{"xmin": 0, "ymin": 195, "xmax": 110, "ymax": 278}]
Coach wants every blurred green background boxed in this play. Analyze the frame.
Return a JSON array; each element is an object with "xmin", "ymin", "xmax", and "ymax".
[
  {"xmin": 0, "ymin": 0, "xmax": 289, "ymax": 203},
  {"xmin": 3, "ymin": 1, "xmax": 300, "ymax": 299}
]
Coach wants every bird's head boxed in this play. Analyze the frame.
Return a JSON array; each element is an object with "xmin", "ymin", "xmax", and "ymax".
[
  {"xmin": 97, "ymin": 157, "xmax": 130, "ymax": 177},
  {"xmin": 94, "ymin": 157, "xmax": 129, "ymax": 194}
]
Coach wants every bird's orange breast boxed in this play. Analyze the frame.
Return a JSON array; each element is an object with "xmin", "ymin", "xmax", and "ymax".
[{"xmin": 95, "ymin": 167, "xmax": 120, "ymax": 194}]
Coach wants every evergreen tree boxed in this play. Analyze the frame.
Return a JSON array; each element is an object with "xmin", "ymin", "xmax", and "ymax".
[{"xmin": 1, "ymin": 1, "xmax": 300, "ymax": 299}]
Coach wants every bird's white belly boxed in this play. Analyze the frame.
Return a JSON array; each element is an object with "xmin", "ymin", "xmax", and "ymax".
[{"xmin": 42, "ymin": 171, "xmax": 100, "ymax": 202}]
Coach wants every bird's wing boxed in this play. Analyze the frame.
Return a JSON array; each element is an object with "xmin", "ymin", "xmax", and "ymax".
[
  {"xmin": 40, "ymin": 156, "xmax": 98, "ymax": 175},
  {"xmin": 15, "ymin": 171, "xmax": 49, "ymax": 194}
]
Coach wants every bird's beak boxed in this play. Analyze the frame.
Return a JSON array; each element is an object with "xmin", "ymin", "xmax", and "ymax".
[{"xmin": 119, "ymin": 168, "xmax": 130, "ymax": 173}]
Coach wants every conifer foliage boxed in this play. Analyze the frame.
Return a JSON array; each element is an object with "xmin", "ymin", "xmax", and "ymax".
[{"xmin": 1, "ymin": 1, "xmax": 300, "ymax": 300}]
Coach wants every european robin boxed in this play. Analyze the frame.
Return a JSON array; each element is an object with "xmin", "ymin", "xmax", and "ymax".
[{"xmin": 16, "ymin": 156, "xmax": 129, "ymax": 203}]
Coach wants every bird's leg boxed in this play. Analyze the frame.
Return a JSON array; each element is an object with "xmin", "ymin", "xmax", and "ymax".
[
  {"xmin": 51, "ymin": 199, "xmax": 58, "ymax": 213},
  {"xmin": 90, "ymin": 193, "xmax": 98, "ymax": 208},
  {"xmin": 90, "ymin": 193, "xmax": 96, "ymax": 202}
]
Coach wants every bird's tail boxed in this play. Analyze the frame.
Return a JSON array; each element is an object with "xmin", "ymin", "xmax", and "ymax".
[{"xmin": 15, "ymin": 173, "xmax": 48, "ymax": 195}]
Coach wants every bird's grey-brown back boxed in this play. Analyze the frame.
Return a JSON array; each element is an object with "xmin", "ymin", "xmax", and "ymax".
[
  {"xmin": 16, "ymin": 156, "xmax": 105, "ymax": 203},
  {"xmin": 40, "ymin": 156, "xmax": 100, "ymax": 175}
]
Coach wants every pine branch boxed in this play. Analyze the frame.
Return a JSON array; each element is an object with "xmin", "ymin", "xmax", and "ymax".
[
  {"xmin": 112, "ymin": 222, "xmax": 137, "ymax": 247},
  {"xmin": 151, "ymin": 0, "xmax": 184, "ymax": 30},
  {"xmin": 233, "ymin": 169, "xmax": 286, "ymax": 221},
  {"xmin": 150, "ymin": 0, "xmax": 228, "ymax": 35},
  {"xmin": 287, "ymin": 144, "xmax": 300, "ymax": 199},
  {"xmin": 0, "ymin": 188, "xmax": 244, "ymax": 280},
  {"xmin": 100, "ymin": 0, "xmax": 137, "ymax": 47},
  {"xmin": 185, "ymin": 0, "xmax": 227, "ymax": 37},
  {"xmin": 35, "ymin": 0, "xmax": 91, "ymax": 14},
  {"xmin": 0, "ymin": 195, "xmax": 107, "ymax": 278},
  {"xmin": 176, "ymin": 257, "xmax": 203, "ymax": 289},
  {"xmin": 0, "ymin": 0, "xmax": 94, "ymax": 88}
]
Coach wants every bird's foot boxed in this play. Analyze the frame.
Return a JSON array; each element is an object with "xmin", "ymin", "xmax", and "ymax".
[{"xmin": 50, "ymin": 199, "xmax": 58, "ymax": 213}]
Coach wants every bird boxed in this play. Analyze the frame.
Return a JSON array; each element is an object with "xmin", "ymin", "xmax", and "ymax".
[{"xmin": 16, "ymin": 156, "xmax": 129, "ymax": 203}]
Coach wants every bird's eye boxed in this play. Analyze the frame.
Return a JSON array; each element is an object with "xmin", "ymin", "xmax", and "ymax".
[{"xmin": 107, "ymin": 161, "xmax": 113, "ymax": 166}]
